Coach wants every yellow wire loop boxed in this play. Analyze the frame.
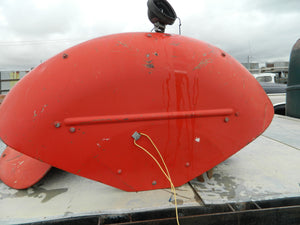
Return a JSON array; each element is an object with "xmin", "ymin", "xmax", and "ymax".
[{"xmin": 133, "ymin": 132, "xmax": 180, "ymax": 225}]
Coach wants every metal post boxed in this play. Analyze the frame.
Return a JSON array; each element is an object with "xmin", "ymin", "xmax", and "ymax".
[{"xmin": 286, "ymin": 39, "xmax": 300, "ymax": 118}]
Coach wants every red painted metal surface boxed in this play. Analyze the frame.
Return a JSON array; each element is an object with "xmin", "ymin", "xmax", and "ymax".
[
  {"xmin": 0, "ymin": 32, "xmax": 273, "ymax": 191},
  {"xmin": 0, "ymin": 146, "xmax": 51, "ymax": 189}
]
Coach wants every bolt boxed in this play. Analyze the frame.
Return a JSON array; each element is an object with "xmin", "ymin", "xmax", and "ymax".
[
  {"xmin": 224, "ymin": 117, "xmax": 230, "ymax": 123},
  {"xmin": 69, "ymin": 127, "xmax": 76, "ymax": 133},
  {"xmin": 54, "ymin": 122, "xmax": 61, "ymax": 128},
  {"xmin": 152, "ymin": 180, "xmax": 157, "ymax": 185},
  {"xmin": 63, "ymin": 53, "xmax": 68, "ymax": 59}
]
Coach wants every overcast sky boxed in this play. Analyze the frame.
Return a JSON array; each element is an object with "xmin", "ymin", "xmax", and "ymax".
[{"xmin": 0, "ymin": 0, "xmax": 299, "ymax": 70}]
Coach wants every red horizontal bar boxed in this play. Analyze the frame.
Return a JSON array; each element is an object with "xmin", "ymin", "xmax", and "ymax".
[{"xmin": 64, "ymin": 108, "xmax": 234, "ymax": 126}]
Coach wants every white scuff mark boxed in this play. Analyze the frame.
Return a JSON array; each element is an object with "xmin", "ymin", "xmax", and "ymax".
[
  {"xmin": 19, "ymin": 161, "xmax": 24, "ymax": 165},
  {"xmin": 41, "ymin": 104, "xmax": 47, "ymax": 113},
  {"xmin": 96, "ymin": 143, "xmax": 101, "ymax": 148},
  {"xmin": 34, "ymin": 105, "xmax": 48, "ymax": 117},
  {"xmin": 102, "ymin": 138, "xmax": 110, "ymax": 141},
  {"xmin": 195, "ymin": 137, "xmax": 200, "ymax": 143},
  {"xmin": 38, "ymin": 193, "xmax": 46, "ymax": 199},
  {"xmin": 27, "ymin": 188, "xmax": 34, "ymax": 195}
]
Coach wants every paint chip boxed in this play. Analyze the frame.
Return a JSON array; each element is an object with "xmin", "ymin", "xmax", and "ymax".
[{"xmin": 195, "ymin": 137, "xmax": 200, "ymax": 143}]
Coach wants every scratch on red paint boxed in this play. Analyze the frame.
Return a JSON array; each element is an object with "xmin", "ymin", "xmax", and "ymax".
[
  {"xmin": 194, "ymin": 58, "xmax": 213, "ymax": 70},
  {"xmin": 117, "ymin": 41, "xmax": 128, "ymax": 48}
]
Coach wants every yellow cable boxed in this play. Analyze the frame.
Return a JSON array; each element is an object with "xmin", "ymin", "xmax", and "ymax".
[{"xmin": 133, "ymin": 133, "xmax": 180, "ymax": 225}]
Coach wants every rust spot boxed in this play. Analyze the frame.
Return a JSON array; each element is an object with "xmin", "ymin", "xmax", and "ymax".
[
  {"xmin": 153, "ymin": 52, "xmax": 158, "ymax": 56},
  {"xmin": 2, "ymin": 153, "xmax": 6, "ymax": 158},
  {"xmin": 62, "ymin": 53, "xmax": 68, "ymax": 59},
  {"xmin": 221, "ymin": 52, "xmax": 226, "ymax": 57},
  {"xmin": 145, "ymin": 63, "xmax": 154, "ymax": 69},
  {"xmin": 197, "ymin": 174, "xmax": 205, "ymax": 182},
  {"xmin": 206, "ymin": 168, "xmax": 214, "ymax": 179},
  {"xmin": 145, "ymin": 60, "xmax": 154, "ymax": 69}
]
